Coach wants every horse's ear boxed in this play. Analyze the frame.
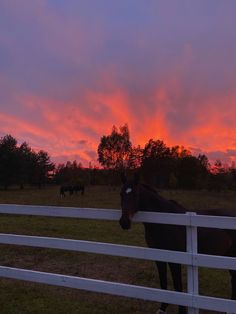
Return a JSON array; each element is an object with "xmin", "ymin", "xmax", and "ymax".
[
  {"xmin": 134, "ymin": 172, "xmax": 140, "ymax": 185},
  {"xmin": 121, "ymin": 172, "xmax": 127, "ymax": 184}
]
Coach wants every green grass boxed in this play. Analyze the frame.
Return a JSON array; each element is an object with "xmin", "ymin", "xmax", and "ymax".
[{"xmin": 0, "ymin": 186, "xmax": 236, "ymax": 314}]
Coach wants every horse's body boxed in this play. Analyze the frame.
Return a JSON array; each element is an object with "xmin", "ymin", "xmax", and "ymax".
[
  {"xmin": 73, "ymin": 184, "xmax": 85, "ymax": 195},
  {"xmin": 119, "ymin": 176, "xmax": 236, "ymax": 314},
  {"xmin": 60, "ymin": 185, "xmax": 85, "ymax": 197}
]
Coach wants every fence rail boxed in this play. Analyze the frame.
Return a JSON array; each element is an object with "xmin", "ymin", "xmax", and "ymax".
[
  {"xmin": 0, "ymin": 204, "xmax": 236, "ymax": 313},
  {"xmin": 1, "ymin": 203, "xmax": 236, "ymax": 229}
]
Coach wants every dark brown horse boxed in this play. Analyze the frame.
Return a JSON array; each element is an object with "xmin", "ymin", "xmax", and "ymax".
[{"xmin": 119, "ymin": 175, "xmax": 236, "ymax": 314}]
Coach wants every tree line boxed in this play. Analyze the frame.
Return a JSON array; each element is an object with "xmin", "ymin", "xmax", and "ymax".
[
  {"xmin": 97, "ymin": 124, "xmax": 236, "ymax": 190},
  {"xmin": 1, "ymin": 127, "xmax": 236, "ymax": 190},
  {"xmin": 0, "ymin": 134, "xmax": 54, "ymax": 189}
]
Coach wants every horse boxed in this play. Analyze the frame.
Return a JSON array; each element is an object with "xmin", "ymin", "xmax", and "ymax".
[
  {"xmin": 73, "ymin": 184, "xmax": 85, "ymax": 195},
  {"xmin": 59, "ymin": 184, "xmax": 85, "ymax": 197},
  {"xmin": 119, "ymin": 174, "xmax": 236, "ymax": 314}
]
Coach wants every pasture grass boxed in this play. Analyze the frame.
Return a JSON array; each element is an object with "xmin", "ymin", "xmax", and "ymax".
[{"xmin": 0, "ymin": 186, "xmax": 236, "ymax": 313}]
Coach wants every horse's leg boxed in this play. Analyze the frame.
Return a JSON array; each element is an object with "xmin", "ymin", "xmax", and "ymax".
[
  {"xmin": 155, "ymin": 261, "xmax": 168, "ymax": 313},
  {"xmin": 229, "ymin": 270, "xmax": 236, "ymax": 300},
  {"xmin": 168, "ymin": 263, "xmax": 186, "ymax": 314}
]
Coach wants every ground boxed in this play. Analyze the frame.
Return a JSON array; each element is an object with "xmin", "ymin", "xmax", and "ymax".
[{"xmin": 0, "ymin": 185, "xmax": 235, "ymax": 313}]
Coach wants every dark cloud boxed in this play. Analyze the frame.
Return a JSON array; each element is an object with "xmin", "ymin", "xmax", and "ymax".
[
  {"xmin": 226, "ymin": 149, "xmax": 236, "ymax": 156},
  {"xmin": 77, "ymin": 140, "xmax": 87, "ymax": 145},
  {"xmin": 85, "ymin": 150, "xmax": 97, "ymax": 160}
]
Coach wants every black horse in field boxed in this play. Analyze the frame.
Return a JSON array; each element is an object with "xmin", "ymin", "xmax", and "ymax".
[
  {"xmin": 119, "ymin": 174, "xmax": 236, "ymax": 314},
  {"xmin": 60, "ymin": 184, "xmax": 85, "ymax": 197}
]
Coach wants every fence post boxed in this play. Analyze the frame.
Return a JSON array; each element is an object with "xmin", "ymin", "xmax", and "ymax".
[{"xmin": 186, "ymin": 212, "xmax": 199, "ymax": 314}]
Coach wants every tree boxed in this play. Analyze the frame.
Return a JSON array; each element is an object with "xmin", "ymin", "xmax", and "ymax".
[
  {"xmin": 127, "ymin": 145, "xmax": 143, "ymax": 169},
  {"xmin": 141, "ymin": 139, "xmax": 175, "ymax": 187},
  {"xmin": 142, "ymin": 139, "xmax": 170, "ymax": 161},
  {"xmin": 170, "ymin": 145, "xmax": 191, "ymax": 158},
  {"xmin": 197, "ymin": 154, "xmax": 210, "ymax": 172},
  {"xmin": 212, "ymin": 160, "xmax": 225, "ymax": 175},
  {"xmin": 30, "ymin": 150, "xmax": 55, "ymax": 188},
  {"xmin": 0, "ymin": 134, "xmax": 19, "ymax": 189},
  {"xmin": 17, "ymin": 142, "xmax": 34, "ymax": 188},
  {"xmin": 97, "ymin": 124, "xmax": 132, "ymax": 171}
]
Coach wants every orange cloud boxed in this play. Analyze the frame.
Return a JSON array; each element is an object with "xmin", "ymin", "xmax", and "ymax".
[{"xmin": 2, "ymin": 82, "xmax": 236, "ymax": 166}]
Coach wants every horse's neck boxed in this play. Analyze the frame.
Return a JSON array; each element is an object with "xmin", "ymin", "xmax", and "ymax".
[
  {"xmin": 139, "ymin": 187, "xmax": 184, "ymax": 213},
  {"xmin": 138, "ymin": 188, "xmax": 164, "ymax": 212}
]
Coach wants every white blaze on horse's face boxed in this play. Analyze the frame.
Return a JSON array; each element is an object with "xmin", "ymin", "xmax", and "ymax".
[
  {"xmin": 125, "ymin": 188, "xmax": 132, "ymax": 194},
  {"xmin": 121, "ymin": 185, "xmax": 139, "ymax": 219}
]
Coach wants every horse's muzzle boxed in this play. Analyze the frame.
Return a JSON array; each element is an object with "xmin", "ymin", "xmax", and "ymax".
[{"xmin": 119, "ymin": 215, "xmax": 131, "ymax": 230}]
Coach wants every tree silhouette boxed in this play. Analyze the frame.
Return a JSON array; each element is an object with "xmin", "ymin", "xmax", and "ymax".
[
  {"xmin": 142, "ymin": 139, "xmax": 171, "ymax": 160},
  {"xmin": 17, "ymin": 142, "xmax": 34, "ymax": 188},
  {"xmin": 0, "ymin": 135, "xmax": 19, "ymax": 189},
  {"xmin": 141, "ymin": 139, "xmax": 175, "ymax": 187},
  {"xmin": 97, "ymin": 124, "xmax": 132, "ymax": 171},
  {"xmin": 127, "ymin": 145, "xmax": 143, "ymax": 169},
  {"xmin": 30, "ymin": 150, "xmax": 55, "ymax": 188},
  {"xmin": 0, "ymin": 134, "xmax": 54, "ymax": 189}
]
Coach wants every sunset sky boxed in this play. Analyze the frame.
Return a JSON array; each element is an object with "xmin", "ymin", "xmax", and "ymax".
[{"xmin": 0, "ymin": 0, "xmax": 236, "ymax": 166}]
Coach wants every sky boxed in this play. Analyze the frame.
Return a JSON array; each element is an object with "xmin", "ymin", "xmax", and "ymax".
[{"xmin": 0, "ymin": 0, "xmax": 236, "ymax": 166}]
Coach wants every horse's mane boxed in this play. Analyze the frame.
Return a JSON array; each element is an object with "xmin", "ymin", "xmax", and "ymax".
[
  {"xmin": 139, "ymin": 182, "xmax": 186, "ymax": 212},
  {"xmin": 140, "ymin": 183, "xmax": 158, "ymax": 194}
]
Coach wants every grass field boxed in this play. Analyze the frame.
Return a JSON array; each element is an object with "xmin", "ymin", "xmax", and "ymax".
[{"xmin": 0, "ymin": 185, "xmax": 236, "ymax": 314}]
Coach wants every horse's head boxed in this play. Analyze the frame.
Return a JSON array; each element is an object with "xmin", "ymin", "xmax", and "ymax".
[{"xmin": 119, "ymin": 173, "xmax": 140, "ymax": 230}]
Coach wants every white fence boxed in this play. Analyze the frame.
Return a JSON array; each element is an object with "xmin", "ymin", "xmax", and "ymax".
[{"xmin": 0, "ymin": 204, "xmax": 236, "ymax": 314}]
